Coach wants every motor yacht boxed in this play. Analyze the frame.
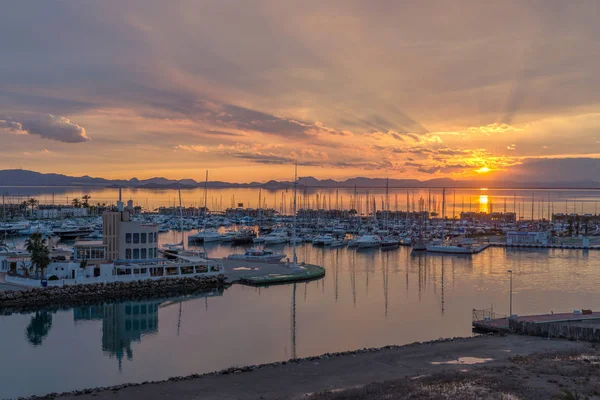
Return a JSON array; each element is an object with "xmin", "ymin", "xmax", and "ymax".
[
  {"xmin": 262, "ymin": 230, "xmax": 289, "ymax": 245},
  {"xmin": 227, "ymin": 248, "xmax": 286, "ymax": 263},
  {"xmin": 312, "ymin": 234, "xmax": 334, "ymax": 246},
  {"xmin": 355, "ymin": 235, "xmax": 382, "ymax": 249}
]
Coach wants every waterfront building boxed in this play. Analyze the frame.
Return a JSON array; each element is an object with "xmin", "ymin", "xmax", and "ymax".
[
  {"xmin": 460, "ymin": 212, "xmax": 517, "ymax": 223},
  {"xmin": 552, "ymin": 213, "xmax": 600, "ymax": 225},
  {"xmin": 374, "ymin": 210, "xmax": 430, "ymax": 220},
  {"xmin": 225, "ymin": 207, "xmax": 276, "ymax": 219},
  {"xmin": 158, "ymin": 206, "xmax": 208, "ymax": 217},
  {"xmin": 103, "ymin": 202, "xmax": 159, "ymax": 263},
  {"xmin": 34, "ymin": 207, "xmax": 89, "ymax": 219},
  {"xmin": 506, "ymin": 231, "xmax": 550, "ymax": 245}
]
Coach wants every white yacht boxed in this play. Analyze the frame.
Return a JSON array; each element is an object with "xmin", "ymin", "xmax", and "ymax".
[
  {"xmin": 329, "ymin": 239, "xmax": 347, "ymax": 248},
  {"xmin": 188, "ymin": 229, "xmax": 223, "ymax": 243},
  {"xmin": 355, "ymin": 235, "xmax": 382, "ymax": 249},
  {"xmin": 262, "ymin": 230, "xmax": 289, "ymax": 245},
  {"xmin": 227, "ymin": 248, "xmax": 286, "ymax": 263},
  {"xmin": 312, "ymin": 234, "xmax": 334, "ymax": 246},
  {"xmin": 426, "ymin": 242, "xmax": 475, "ymax": 254}
]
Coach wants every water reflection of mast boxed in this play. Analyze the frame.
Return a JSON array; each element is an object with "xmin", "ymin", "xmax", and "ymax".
[
  {"xmin": 441, "ymin": 256, "xmax": 445, "ymax": 316},
  {"xmin": 177, "ymin": 302, "xmax": 183, "ymax": 336},
  {"xmin": 291, "ymin": 282, "xmax": 297, "ymax": 359},
  {"xmin": 417, "ymin": 254, "xmax": 424, "ymax": 301},
  {"xmin": 383, "ymin": 252, "xmax": 389, "ymax": 317},
  {"xmin": 351, "ymin": 252, "xmax": 357, "ymax": 308},
  {"xmin": 334, "ymin": 248, "xmax": 339, "ymax": 302}
]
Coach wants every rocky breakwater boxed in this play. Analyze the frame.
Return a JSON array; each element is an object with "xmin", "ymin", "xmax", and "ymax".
[{"xmin": 0, "ymin": 275, "xmax": 227, "ymax": 314}]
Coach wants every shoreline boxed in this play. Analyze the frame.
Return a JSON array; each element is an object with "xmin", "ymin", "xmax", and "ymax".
[{"xmin": 17, "ymin": 334, "xmax": 597, "ymax": 400}]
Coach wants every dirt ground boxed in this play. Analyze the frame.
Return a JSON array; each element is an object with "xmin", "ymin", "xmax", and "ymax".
[{"xmin": 46, "ymin": 335, "xmax": 600, "ymax": 400}]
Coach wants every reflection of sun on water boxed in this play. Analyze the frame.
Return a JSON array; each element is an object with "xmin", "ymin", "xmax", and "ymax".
[{"xmin": 479, "ymin": 195, "xmax": 489, "ymax": 213}]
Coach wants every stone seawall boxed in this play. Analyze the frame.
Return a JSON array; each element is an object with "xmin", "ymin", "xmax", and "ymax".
[
  {"xmin": 0, "ymin": 275, "xmax": 227, "ymax": 315},
  {"xmin": 510, "ymin": 319, "xmax": 600, "ymax": 342}
]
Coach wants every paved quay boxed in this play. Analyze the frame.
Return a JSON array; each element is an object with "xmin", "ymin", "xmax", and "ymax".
[
  {"xmin": 0, "ymin": 273, "xmax": 25, "ymax": 292},
  {"xmin": 197, "ymin": 256, "xmax": 326, "ymax": 284}
]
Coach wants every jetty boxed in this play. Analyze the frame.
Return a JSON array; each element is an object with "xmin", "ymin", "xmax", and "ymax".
[{"xmin": 473, "ymin": 310, "xmax": 600, "ymax": 341}]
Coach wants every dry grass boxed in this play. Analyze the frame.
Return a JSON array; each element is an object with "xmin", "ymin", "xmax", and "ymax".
[{"xmin": 312, "ymin": 348, "xmax": 600, "ymax": 400}]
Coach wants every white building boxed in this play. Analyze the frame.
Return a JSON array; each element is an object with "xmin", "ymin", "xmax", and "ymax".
[
  {"xmin": 35, "ymin": 207, "xmax": 89, "ymax": 219},
  {"xmin": 103, "ymin": 210, "xmax": 159, "ymax": 263},
  {"xmin": 506, "ymin": 231, "xmax": 549, "ymax": 245}
]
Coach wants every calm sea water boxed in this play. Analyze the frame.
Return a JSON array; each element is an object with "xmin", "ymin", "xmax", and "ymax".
[
  {"xmin": 2, "ymin": 186, "xmax": 600, "ymax": 218},
  {"xmin": 1, "ymin": 239, "xmax": 600, "ymax": 398}
]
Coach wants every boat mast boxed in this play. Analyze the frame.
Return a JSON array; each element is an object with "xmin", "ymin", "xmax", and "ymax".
[
  {"xmin": 203, "ymin": 170, "xmax": 209, "ymax": 257},
  {"xmin": 178, "ymin": 182, "xmax": 184, "ymax": 248},
  {"xmin": 292, "ymin": 162, "xmax": 298, "ymax": 267}
]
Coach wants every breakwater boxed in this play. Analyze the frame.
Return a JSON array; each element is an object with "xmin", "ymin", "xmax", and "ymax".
[
  {"xmin": 510, "ymin": 319, "xmax": 600, "ymax": 342},
  {"xmin": 0, "ymin": 275, "xmax": 227, "ymax": 314}
]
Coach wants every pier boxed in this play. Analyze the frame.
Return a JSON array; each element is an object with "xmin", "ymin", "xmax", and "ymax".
[{"xmin": 473, "ymin": 310, "xmax": 600, "ymax": 341}]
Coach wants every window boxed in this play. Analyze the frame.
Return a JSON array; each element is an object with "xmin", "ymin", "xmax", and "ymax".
[
  {"xmin": 148, "ymin": 233, "xmax": 153, "ymax": 244},
  {"xmin": 133, "ymin": 233, "xmax": 139, "ymax": 244},
  {"xmin": 141, "ymin": 248, "xmax": 147, "ymax": 259},
  {"xmin": 126, "ymin": 233, "xmax": 132, "ymax": 244},
  {"xmin": 126, "ymin": 249, "xmax": 132, "ymax": 259},
  {"xmin": 133, "ymin": 248, "xmax": 139, "ymax": 259},
  {"xmin": 154, "ymin": 232, "xmax": 158, "ymax": 242},
  {"xmin": 141, "ymin": 233, "xmax": 147, "ymax": 244}
]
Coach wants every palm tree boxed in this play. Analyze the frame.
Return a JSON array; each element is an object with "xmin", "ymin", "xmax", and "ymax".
[
  {"xmin": 20, "ymin": 200, "xmax": 29, "ymax": 218},
  {"xmin": 25, "ymin": 232, "xmax": 51, "ymax": 281},
  {"xmin": 72, "ymin": 198, "xmax": 81, "ymax": 208},
  {"xmin": 25, "ymin": 311, "xmax": 53, "ymax": 346},
  {"xmin": 27, "ymin": 198, "xmax": 38, "ymax": 217},
  {"xmin": 81, "ymin": 194, "xmax": 91, "ymax": 208}
]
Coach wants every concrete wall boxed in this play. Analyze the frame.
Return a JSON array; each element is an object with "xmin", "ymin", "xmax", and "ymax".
[{"xmin": 510, "ymin": 319, "xmax": 600, "ymax": 342}]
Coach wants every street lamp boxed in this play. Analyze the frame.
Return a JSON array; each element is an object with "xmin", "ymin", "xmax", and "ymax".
[{"xmin": 507, "ymin": 270, "xmax": 513, "ymax": 317}]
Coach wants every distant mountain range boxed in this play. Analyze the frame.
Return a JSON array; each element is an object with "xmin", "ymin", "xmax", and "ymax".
[{"xmin": 1, "ymin": 169, "xmax": 599, "ymax": 189}]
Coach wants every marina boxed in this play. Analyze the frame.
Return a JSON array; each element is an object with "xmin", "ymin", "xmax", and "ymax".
[
  {"xmin": 2, "ymin": 240, "xmax": 600, "ymax": 398},
  {"xmin": 2, "ymin": 187, "xmax": 600, "ymax": 398}
]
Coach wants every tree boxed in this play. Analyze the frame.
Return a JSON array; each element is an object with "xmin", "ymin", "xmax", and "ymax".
[
  {"xmin": 25, "ymin": 311, "xmax": 53, "ymax": 346},
  {"xmin": 20, "ymin": 200, "xmax": 29, "ymax": 217},
  {"xmin": 72, "ymin": 198, "xmax": 81, "ymax": 208},
  {"xmin": 25, "ymin": 232, "xmax": 51, "ymax": 281},
  {"xmin": 27, "ymin": 198, "xmax": 38, "ymax": 217},
  {"xmin": 81, "ymin": 194, "xmax": 91, "ymax": 208}
]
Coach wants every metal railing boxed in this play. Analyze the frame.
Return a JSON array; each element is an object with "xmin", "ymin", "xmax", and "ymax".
[{"xmin": 472, "ymin": 308, "xmax": 507, "ymax": 323}]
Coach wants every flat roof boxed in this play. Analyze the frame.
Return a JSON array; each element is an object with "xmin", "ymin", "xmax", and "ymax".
[{"xmin": 73, "ymin": 240, "xmax": 105, "ymax": 248}]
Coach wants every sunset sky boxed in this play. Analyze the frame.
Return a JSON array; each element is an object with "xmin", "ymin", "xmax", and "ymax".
[{"xmin": 1, "ymin": 1, "xmax": 600, "ymax": 183}]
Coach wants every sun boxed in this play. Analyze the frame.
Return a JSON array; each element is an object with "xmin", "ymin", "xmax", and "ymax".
[{"xmin": 476, "ymin": 166, "xmax": 490, "ymax": 173}]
